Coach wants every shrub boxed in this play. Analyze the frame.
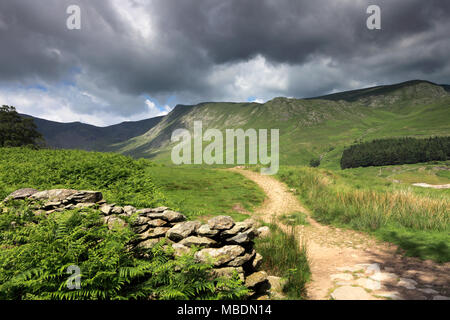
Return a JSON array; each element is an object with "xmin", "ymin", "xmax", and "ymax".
[{"xmin": 309, "ymin": 158, "xmax": 321, "ymax": 168}]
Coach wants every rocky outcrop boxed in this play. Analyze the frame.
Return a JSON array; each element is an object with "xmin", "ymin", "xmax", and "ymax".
[{"xmin": 2, "ymin": 188, "xmax": 274, "ymax": 299}]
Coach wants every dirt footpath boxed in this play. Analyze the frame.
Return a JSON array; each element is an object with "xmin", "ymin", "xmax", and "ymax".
[{"xmin": 230, "ymin": 168, "xmax": 450, "ymax": 300}]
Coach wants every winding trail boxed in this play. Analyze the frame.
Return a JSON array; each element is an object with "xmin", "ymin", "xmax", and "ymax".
[{"xmin": 230, "ymin": 168, "xmax": 450, "ymax": 300}]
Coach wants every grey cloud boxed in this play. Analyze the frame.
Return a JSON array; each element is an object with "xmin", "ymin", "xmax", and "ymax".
[{"xmin": 0, "ymin": 0, "xmax": 449, "ymax": 124}]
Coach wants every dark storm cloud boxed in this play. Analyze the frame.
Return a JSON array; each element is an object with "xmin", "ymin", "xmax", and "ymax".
[{"xmin": 0, "ymin": 0, "xmax": 449, "ymax": 123}]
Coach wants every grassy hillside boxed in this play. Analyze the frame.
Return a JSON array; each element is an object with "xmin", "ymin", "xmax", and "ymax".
[
  {"xmin": 112, "ymin": 80, "xmax": 450, "ymax": 168},
  {"xmin": 276, "ymin": 163, "xmax": 450, "ymax": 262},
  {"xmin": 0, "ymin": 148, "xmax": 264, "ymax": 220}
]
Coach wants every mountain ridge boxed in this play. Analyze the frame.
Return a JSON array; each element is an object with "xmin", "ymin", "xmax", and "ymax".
[
  {"xmin": 22, "ymin": 114, "xmax": 163, "ymax": 151},
  {"xmin": 20, "ymin": 79, "xmax": 450, "ymax": 168}
]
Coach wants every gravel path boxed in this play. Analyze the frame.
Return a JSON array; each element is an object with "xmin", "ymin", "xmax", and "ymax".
[{"xmin": 230, "ymin": 168, "xmax": 450, "ymax": 300}]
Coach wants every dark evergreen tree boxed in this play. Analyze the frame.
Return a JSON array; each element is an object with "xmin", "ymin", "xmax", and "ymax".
[{"xmin": 0, "ymin": 105, "xmax": 43, "ymax": 147}]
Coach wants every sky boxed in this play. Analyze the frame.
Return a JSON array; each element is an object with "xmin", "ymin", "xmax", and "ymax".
[{"xmin": 0, "ymin": 0, "xmax": 449, "ymax": 126}]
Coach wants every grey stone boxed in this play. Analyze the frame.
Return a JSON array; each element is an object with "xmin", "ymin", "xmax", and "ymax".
[
  {"xmin": 103, "ymin": 216, "xmax": 127, "ymax": 229},
  {"xmin": 31, "ymin": 189, "xmax": 78, "ymax": 202},
  {"xmin": 148, "ymin": 218, "xmax": 168, "ymax": 227},
  {"xmin": 267, "ymin": 276, "xmax": 286, "ymax": 294},
  {"xmin": 208, "ymin": 215, "xmax": 235, "ymax": 230},
  {"xmin": 397, "ymin": 278, "xmax": 417, "ymax": 290},
  {"xmin": 197, "ymin": 224, "xmax": 219, "ymax": 237},
  {"xmin": 331, "ymin": 286, "xmax": 375, "ymax": 300},
  {"xmin": 140, "ymin": 227, "xmax": 171, "ymax": 240},
  {"xmin": 179, "ymin": 236, "xmax": 217, "ymax": 248},
  {"xmin": 67, "ymin": 191, "xmax": 103, "ymax": 203},
  {"xmin": 227, "ymin": 250, "xmax": 255, "ymax": 267},
  {"xmin": 252, "ymin": 253, "xmax": 263, "ymax": 270},
  {"xmin": 172, "ymin": 243, "xmax": 190, "ymax": 257},
  {"xmin": 221, "ymin": 220, "xmax": 253, "ymax": 237},
  {"xmin": 369, "ymin": 272, "xmax": 398, "ymax": 282},
  {"xmin": 356, "ymin": 278, "xmax": 382, "ymax": 290},
  {"xmin": 195, "ymin": 245, "xmax": 245, "ymax": 266},
  {"xmin": 123, "ymin": 205, "xmax": 136, "ymax": 214},
  {"xmin": 4, "ymin": 188, "xmax": 39, "ymax": 201},
  {"xmin": 100, "ymin": 205, "xmax": 113, "ymax": 215},
  {"xmin": 133, "ymin": 224, "xmax": 150, "ymax": 234},
  {"xmin": 136, "ymin": 207, "xmax": 169, "ymax": 215},
  {"xmin": 137, "ymin": 238, "xmax": 161, "ymax": 249},
  {"xmin": 43, "ymin": 201, "xmax": 62, "ymax": 209},
  {"xmin": 111, "ymin": 206, "xmax": 124, "ymax": 214},
  {"xmin": 167, "ymin": 221, "xmax": 201, "ymax": 241},
  {"xmin": 131, "ymin": 215, "xmax": 151, "ymax": 226},
  {"xmin": 146, "ymin": 210, "xmax": 186, "ymax": 223},
  {"xmin": 365, "ymin": 263, "xmax": 381, "ymax": 274},
  {"xmin": 417, "ymin": 288, "xmax": 438, "ymax": 295},
  {"xmin": 75, "ymin": 203, "xmax": 96, "ymax": 209},
  {"xmin": 180, "ymin": 236, "xmax": 217, "ymax": 247},
  {"xmin": 256, "ymin": 226, "xmax": 270, "ymax": 238},
  {"xmin": 245, "ymin": 271, "xmax": 268, "ymax": 289},
  {"xmin": 210, "ymin": 267, "xmax": 244, "ymax": 281},
  {"xmin": 226, "ymin": 232, "xmax": 252, "ymax": 245}
]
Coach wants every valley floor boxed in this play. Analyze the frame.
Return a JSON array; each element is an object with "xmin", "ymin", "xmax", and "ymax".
[{"xmin": 231, "ymin": 168, "xmax": 450, "ymax": 300}]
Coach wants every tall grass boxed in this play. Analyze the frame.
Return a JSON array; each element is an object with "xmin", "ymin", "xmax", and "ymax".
[
  {"xmin": 277, "ymin": 166, "xmax": 450, "ymax": 262},
  {"xmin": 254, "ymin": 223, "xmax": 310, "ymax": 299}
]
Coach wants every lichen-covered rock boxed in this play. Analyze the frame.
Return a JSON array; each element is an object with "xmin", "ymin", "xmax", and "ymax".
[
  {"xmin": 179, "ymin": 236, "xmax": 217, "ymax": 248},
  {"xmin": 256, "ymin": 226, "xmax": 270, "ymax": 238},
  {"xmin": 245, "ymin": 271, "xmax": 269, "ymax": 289},
  {"xmin": 252, "ymin": 253, "xmax": 263, "ymax": 270},
  {"xmin": 210, "ymin": 267, "xmax": 244, "ymax": 281},
  {"xmin": 195, "ymin": 245, "xmax": 245, "ymax": 266},
  {"xmin": 222, "ymin": 219, "xmax": 254, "ymax": 237},
  {"xmin": 100, "ymin": 205, "xmax": 113, "ymax": 215},
  {"xmin": 148, "ymin": 219, "xmax": 168, "ymax": 227},
  {"xmin": 197, "ymin": 224, "xmax": 219, "ymax": 237},
  {"xmin": 131, "ymin": 215, "xmax": 151, "ymax": 226},
  {"xmin": 137, "ymin": 238, "xmax": 161, "ymax": 249},
  {"xmin": 227, "ymin": 250, "xmax": 255, "ymax": 267},
  {"xmin": 226, "ymin": 232, "xmax": 252, "ymax": 245},
  {"xmin": 172, "ymin": 243, "xmax": 190, "ymax": 257},
  {"xmin": 123, "ymin": 205, "xmax": 136, "ymax": 215},
  {"xmin": 136, "ymin": 207, "xmax": 168, "ymax": 215},
  {"xmin": 111, "ymin": 206, "xmax": 124, "ymax": 214},
  {"xmin": 103, "ymin": 216, "xmax": 127, "ymax": 229},
  {"xmin": 75, "ymin": 203, "xmax": 96, "ymax": 209},
  {"xmin": 146, "ymin": 210, "xmax": 186, "ymax": 223},
  {"xmin": 4, "ymin": 188, "xmax": 39, "ymax": 201},
  {"xmin": 31, "ymin": 189, "xmax": 78, "ymax": 202},
  {"xmin": 140, "ymin": 227, "xmax": 171, "ymax": 240},
  {"xmin": 133, "ymin": 224, "xmax": 150, "ymax": 234},
  {"xmin": 208, "ymin": 216, "xmax": 235, "ymax": 230},
  {"xmin": 67, "ymin": 191, "xmax": 103, "ymax": 204},
  {"xmin": 166, "ymin": 221, "xmax": 201, "ymax": 241}
]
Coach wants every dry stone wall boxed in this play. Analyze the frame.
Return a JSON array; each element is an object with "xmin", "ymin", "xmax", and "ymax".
[{"xmin": 3, "ymin": 188, "xmax": 275, "ymax": 299}]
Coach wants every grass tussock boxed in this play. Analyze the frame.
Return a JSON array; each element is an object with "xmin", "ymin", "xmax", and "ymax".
[{"xmin": 254, "ymin": 223, "xmax": 310, "ymax": 299}]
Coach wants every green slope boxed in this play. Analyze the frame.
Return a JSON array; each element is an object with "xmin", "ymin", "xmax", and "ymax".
[{"xmin": 112, "ymin": 80, "xmax": 450, "ymax": 168}]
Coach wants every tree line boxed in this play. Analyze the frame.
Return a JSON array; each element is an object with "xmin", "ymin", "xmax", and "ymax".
[{"xmin": 340, "ymin": 136, "xmax": 450, "ymax": 169}]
